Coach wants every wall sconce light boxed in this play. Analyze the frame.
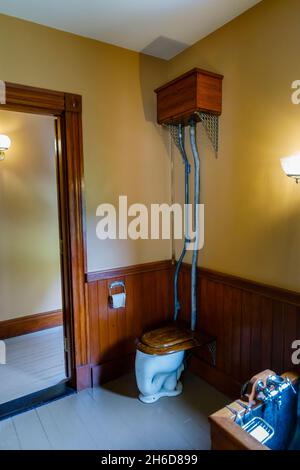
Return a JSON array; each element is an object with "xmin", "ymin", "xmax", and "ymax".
[
  {"xmin": 0, "ymin": 134, "xmax": 11, "ymax": 161},
  {"xmin": 280, "ymin": 153, "xmax": 300, "ymax": 184}
]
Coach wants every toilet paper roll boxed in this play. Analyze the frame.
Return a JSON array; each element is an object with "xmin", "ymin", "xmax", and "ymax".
[{"xmin": 109, "ymin": 292, "xmax": 126, "ymax": 309}]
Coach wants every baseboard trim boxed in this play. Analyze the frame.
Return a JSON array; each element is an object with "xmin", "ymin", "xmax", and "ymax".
[
  {"xmin": 189, "ymin": 355, "xmax": 242, "ymax": 400},
  {"xmin": 91, "ymin": 354, "xmax": 135, "ymax": 386},
  {"xmin": 74, "ymin": 364, "xmax": 92, "ymax": 391},
  {"xmin": 0, "ymin": 310, "xmax": 63, "ymax": 339}
]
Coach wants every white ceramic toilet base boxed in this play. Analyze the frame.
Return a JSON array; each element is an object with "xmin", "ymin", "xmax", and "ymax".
[{"xmin": 138, "ymin": 381, "xmax": 183, "ymax": 404}]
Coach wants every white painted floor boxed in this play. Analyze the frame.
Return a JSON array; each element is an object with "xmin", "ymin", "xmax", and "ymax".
[
  {"xmin": 0, "ymin": 372, "xmax": 229, "ymax": 450},
  {"xmin": 0, "ymin": 327, "xmax": 66, "ymax": 405}
]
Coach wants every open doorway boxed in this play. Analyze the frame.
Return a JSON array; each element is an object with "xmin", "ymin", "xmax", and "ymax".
[
  {"xmin": 0, "ymin": 110, "xmax": 67, "ymax": 406},
  {"xmin": 0, "ymin": 83, "xmax": 88, "ymax": 418}
]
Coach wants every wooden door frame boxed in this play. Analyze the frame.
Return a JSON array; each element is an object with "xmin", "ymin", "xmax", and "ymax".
[{"xmin": 0, "ymin": 82, "xmax": 90, "ymax": 391}]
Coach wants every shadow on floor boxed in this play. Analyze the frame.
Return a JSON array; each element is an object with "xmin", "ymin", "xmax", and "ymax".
[{"xmin": 103, "ymin": 370, "xmax": 230, "ymax": 417}]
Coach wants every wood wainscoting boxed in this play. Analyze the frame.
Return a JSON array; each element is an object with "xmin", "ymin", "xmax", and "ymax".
[
  {"xmin": 1, "ymin": 261, "xmax": 297, "ymax": 397},
  {"xmin": 86, "ymin": 259, "xmax": 300, "ymax": 394},
  {"xmin": 178, "ymin": 264, "xmax": 300, "ymax": 398},
  {"xmin": 0, "ymin": 310, "xmax": 63, "ymax": 340},
  {"xmin": 86, "ymin": 260, "xmax": 174, "ymax": 385}
]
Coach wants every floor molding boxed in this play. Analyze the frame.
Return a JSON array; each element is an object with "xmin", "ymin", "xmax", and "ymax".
[
  {"xmin": 75, "ymin": 364, "xmax": 92, "ymax": 390},
  {"xmin": 189, "ymin": 355, "xmax": 242, "ymax": 399},
  {"xmin": 91, "ymin": 354, "xmax": 135, "ymax": 386},
  {"xmin": 0, "ymin": 310, "xmax": 63, "ymax": 339}
]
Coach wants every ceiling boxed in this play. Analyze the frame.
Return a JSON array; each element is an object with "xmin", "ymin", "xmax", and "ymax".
[{"xmin": 0, "ymin": 0, "xmax": 261, "ymax": 59}]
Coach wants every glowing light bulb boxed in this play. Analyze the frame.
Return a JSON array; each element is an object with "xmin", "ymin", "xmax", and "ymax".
[
  {"xmin": 0, "ymin": 134, "xmax": 11, "ymax": 161},
  {"xmin": 280, "ymin": 153, "xmax": 300, "ymax": 183}
]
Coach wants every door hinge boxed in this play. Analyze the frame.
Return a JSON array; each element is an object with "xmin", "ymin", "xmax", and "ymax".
[{"xmin": 64, "ymin": 337, "xmax": 69, "ymax": 352}]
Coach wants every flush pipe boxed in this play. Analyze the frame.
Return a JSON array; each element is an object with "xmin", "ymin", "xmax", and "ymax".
[
  {"xmin": 174, "ymin": 124, "xmax": 191, "ymax": 321},
  {"xmin": 189, "ymin": 120, "xmax": 200, "ymax": 331}
]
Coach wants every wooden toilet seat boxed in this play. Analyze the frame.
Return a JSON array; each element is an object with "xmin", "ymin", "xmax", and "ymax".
[{"xmin": 137, "ymin": 324, "xmax": 212, "ymax": 355}]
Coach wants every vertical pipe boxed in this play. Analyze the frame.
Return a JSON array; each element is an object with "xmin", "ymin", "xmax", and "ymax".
[
  {"xmin": 170, "ymin": 130, "xmax": 176, "ymax": 265},
  {"xmin": 189, "ymin": 120, "xmax": 200, "ymax": 331},
  {"xmin": 174, "ymin": 124, "xmax": 191, "ymax": 321}
]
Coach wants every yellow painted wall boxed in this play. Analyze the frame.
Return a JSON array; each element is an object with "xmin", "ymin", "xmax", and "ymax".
[
  {"xmin": 1, "ymin": 0, "xmax": 300, "ymax": 295},
  {"xmin": 0, "ymin": 111, "xmax": 62, "ymax": 320},
  {"xmin": 170, "ymin": 0, "xmax": 300, "ymax": 291},
  {"xmin": 0, "ymin": 13, "xmax": 170, "ymax": 274}
]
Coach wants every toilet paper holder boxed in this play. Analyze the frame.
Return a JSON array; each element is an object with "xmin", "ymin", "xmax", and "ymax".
[{"xmin": 108, "ymin": 280, "xmax": 126, "ymax": 307}]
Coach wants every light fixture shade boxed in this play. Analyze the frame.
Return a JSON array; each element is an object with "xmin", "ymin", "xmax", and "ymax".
[
  {"xmin": 280, "ymin": 154, "xmax": 300, "ymax": 181},
  {"xmin": 0, "ymin": 134, "xmax": 11, "ymax": 151}
]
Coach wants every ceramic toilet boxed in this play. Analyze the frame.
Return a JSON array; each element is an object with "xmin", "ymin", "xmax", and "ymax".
[{"xmin": 135, "ymin": 325, "xmax": 200, "ymax": 403}]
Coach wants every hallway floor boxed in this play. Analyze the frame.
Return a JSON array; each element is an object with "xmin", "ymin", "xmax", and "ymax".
[
  {"xmin": 0, "ymin": 371, "xmax": 228, "ymax": 450},
  {"xmin": 0, "ymin": 327, "xmax": 66, "ymax": 405}
]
